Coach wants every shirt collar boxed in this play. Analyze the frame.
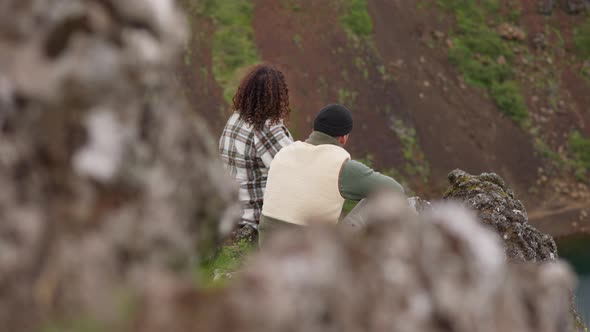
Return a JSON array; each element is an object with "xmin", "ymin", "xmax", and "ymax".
[{"xmin": 305, "ymin": 131, "xmax": 342, "ymax": 147}]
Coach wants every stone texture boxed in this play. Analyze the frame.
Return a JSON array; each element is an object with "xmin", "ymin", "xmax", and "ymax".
[
  {"xmin": 538, "ymin": 0, "xmax": 589, "ymax": 14},
  {"xmin": 444, "ymin": 169, "xmax": 557, "ymax": 263},
  {"xmin": 136, "ymin": 194, "xmax": 577, "ymax": 332},
  {"xmin": 497, "ymin": 23, "xmax": 526, "ymax": 41},
  {"xmin": 538, "ymin": 0, "xmax": 557, "ymax": 14},
  {"xmin": 0, "ymin": 0, "xmax": 239, "ymax": 330},
  {"xmin": 407, "ymin": 196, "xmax": 432, "ymax": 213},
  {"xmin": 562, "ymin": 0, "xmax": 589, "ymax": 13}
]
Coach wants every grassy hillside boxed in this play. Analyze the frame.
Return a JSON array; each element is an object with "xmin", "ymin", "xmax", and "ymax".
[
  {"xmin": 441, "ymin": 0, "xmax": 528, "ymax": 125},
  {"xmin": 184, "ymin": 0, "xmax": 260, "ymax": 103},
  {"xmin": 179, "ymin": 0, "xmax": 590, "ymax": 209}
]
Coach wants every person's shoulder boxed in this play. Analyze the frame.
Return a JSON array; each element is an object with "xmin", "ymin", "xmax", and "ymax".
[
  {"xmin": 227, "ymin": 111, "xmax": 244, "ymax": 125},
  {"xmin": 264, "ymin": 119, "xmax": 287, "ymax": 131},
  {"xmin": 225, "ymin": 112, "xmax": 255, "ymax": 132},
  {"xmin": 343, "ymin": 159, "xmax": 374, "ymax": 174},
  {"xmin": 260, "ymin": 120, "xmax": 292, "ymax": 139}
]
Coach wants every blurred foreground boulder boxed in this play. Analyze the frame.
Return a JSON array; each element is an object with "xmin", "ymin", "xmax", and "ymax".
[
  {"xmin": 0, "ymin": 0, "xmax": 238, "ymax": 330},
  {"xmin": 137, "ymin": 194, "xmax": 577, "ymax": 332}
]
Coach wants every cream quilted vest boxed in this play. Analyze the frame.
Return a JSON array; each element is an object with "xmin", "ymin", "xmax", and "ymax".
[{"xmin": 262, "ymin": 141, "xmax": 350, "ymax": 225}]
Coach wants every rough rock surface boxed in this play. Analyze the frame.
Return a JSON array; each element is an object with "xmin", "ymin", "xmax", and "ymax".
[
  {"xmin": 444, "ymin": 169, "xmax": 557, "ymax": 263},
  {"xmin": 538, "ymin": 0, "xmax": 590, "ymax": 14},
  {"xmin": 136, "ymin": 194, "xmax": 577, "ymax": 332},
  {"xmin": 408, "ymin": 196, "xmax": 432, "ymax": 213},
  {"xmin": 562, "ymin": 0, "xmax": 590, "ymax": 13},
  {"xmin": 0, "ymin": 0, "xmax": 239, "ymax": 330},
  {"xmin": 538, "ymin": 0, "xmax": 557, "ymax": 14},
  {"xmin": 497, "ymin": 23, "xmax": 526, "ymax": 41}
]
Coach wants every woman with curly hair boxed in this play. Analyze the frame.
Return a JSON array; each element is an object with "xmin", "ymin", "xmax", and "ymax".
[{"xmin": 219, "ymin": 64, "xmax": 293, "ymax": 233}]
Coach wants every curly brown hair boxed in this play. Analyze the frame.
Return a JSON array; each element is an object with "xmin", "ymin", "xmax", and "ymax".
[{"xmin": 232, "ymin": 64, "xmax": 291, "ymax": 130}]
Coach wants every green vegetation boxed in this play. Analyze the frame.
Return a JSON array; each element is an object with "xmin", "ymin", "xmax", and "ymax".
[
  {"xmin": 490, "ymin": 81, "xmax": 528, "ymax": 123},
  {"xmin": 196, "ymin": 240, "xmax": 254, "ymax": 288},
  {"xmin": 377, "ymin": 64, "xmax": 393, "ymax": 81},
  {"xmin": 43, "ymin": 320, "xmax": 108, "ymax": 332},
  {"xmin": 280, "ymin": 0, "xmax": 302, "ymax": 12},
  {"xmin": 293, "ymin": 34, "xmax": 303, "ymax": 49},
  {"xmin": 338, "ymin": 88, "xmax": 358, "ymax": 106},
  {"xmin": 195, "ymin": 0, "xmax": 260, "ymax": 102},
  {"xmin": 354, "ymin": 56, "xmax": 370, "ymax": 79},
  {"xmin": 574, "ymin": 18, "xmax": 590, "ymax": 59},
  {"xmin": 391, "ymin": 119, "xmax": 430, "ymax": 183},
  {"xmin": 506, "ymin": 0, "xmax": 522, "ymax": 23},
  {"xmin": 534, "ymin": 137, "xmax": 563, "ymax": 165},
  {"xmin": 569, "ymin": 131, "xmax": 590, "ymax": 180},
  {"xmin": 341, "ymin": 0, "xmax": 373, "ymax": 37},
  {"xmin": 342, "ymin": 199, "xmax": 359, "ymax": 214},
  {"xmin": 440, "ymin": 0, "xmax": 528, "ymax": 125}
]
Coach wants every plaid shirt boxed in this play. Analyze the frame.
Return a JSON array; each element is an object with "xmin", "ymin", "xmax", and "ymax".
[{"xmin": 219, "ymin": 112, "xmax": 293, "ymax": 226}]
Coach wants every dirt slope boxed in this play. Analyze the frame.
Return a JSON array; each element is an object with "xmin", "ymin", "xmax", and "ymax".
[
  {"xmin": 253, "ymin": 1, "xmax": 406, "ymax": 171},
  {"xmin": 179, "ymin": 0, "xmax": 590, "ymax": 234},
  {"xmin": 366, "ymin": 0, "xmax": 542, "ymax": 197},
  {"xmin": 254, "ymin": 0, "xmax": 543, "ymax": 202}
]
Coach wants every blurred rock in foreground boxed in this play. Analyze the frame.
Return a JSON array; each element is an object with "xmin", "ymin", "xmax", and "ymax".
[
  {"xmin": 137, "ymin": 194, "xmax": 577, "ymax": 332},
  {"xmin": 0, "ymin": 0, "xmax": 238, "ymax": 330}
]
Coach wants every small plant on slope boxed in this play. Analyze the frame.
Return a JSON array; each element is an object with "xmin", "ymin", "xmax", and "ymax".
[
  {"xmin": 574, "ymin": 18, "xmax": 590, "ymax": 59},
  {"xmin": 197, "ymin": 0, "xmax": 260, "ymax": 103},
  {"xmin": 570, "ymin": 131, "xmax": 590, "ymax": 181},
  {"xmin": 341, "ymin": 0, "xmax": 373, "ymax": 37},
  {"xmin": 440, "ymin": 0, "xmax": 528, "ymax": 125}
]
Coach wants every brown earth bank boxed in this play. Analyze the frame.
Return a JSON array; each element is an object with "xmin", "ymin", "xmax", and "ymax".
[
  {"xmin": 178, "ymin": 0, "xmax": 590, "ymax": 236},
  {"xmin": 366, "ymin": 0, "xmax": 542, "ymax": 200},
  {"xmin": 252, "ymin": 0, "xmax": 406, "ymax": 173}
]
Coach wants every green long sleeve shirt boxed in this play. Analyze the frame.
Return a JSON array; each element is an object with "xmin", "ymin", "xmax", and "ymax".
[
  {"xmin": 306, "ymin": 131, "xmax": 405, "ymax": 199},
  {"xmin": 258, "ymin": 131, "xmax": 405, "ymax": 245}
]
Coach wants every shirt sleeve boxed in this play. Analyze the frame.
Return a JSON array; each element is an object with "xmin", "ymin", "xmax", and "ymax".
[
  {"xmin": 255, "ymin": 124, "xmax": 294, "ymax": 168},
  {"xmin": 339, "ymin": 160, "xmax": 405, "ymax": 201}
]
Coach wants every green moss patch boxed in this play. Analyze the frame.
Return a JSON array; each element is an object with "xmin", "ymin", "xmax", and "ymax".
[
  {"xmin": 440, "ymin": 0, "xmax": 528, "ymax": 125},
  {"xmin": 196, "ymin": 240, "xmax": 254, "ymax": 288},
  {"xmin": 341, "ymin": 0, "xmax": 373, "ymax": 37},
  {"xmin": 196, "ymin": 0, "xmax": 261, "ymax": 103},
  {"xmin": 575, "ymin": 18, "xmax": 590, "ymax": 59},
  {"xmin": 570, "ymin": 131, "xmax": 590, "ymax": 180}
]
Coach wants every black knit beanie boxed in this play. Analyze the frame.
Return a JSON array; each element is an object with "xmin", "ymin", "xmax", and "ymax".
[{"xmin": 313, "ymin": 104, "xmax": 353, "ymax": 137}]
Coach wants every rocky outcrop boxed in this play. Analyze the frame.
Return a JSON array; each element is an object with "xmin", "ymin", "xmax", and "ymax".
[
  {"xmin": 538, "ymin": 0, "xmax": 590, "ymax": 14},
  {"xmin": 0, "ymin": 0, "xmax": 239, "ymax": 330},
  {"xmin": 444, "ymin": 170, "xmax": 557, "ymax": 263},
  {"xmin": 137, "ymin": 194, "xmax": 577, "ymax": 332},
  {"xmin": 444, "ymin": 170, "xmax": 587, "ymax": 330}
]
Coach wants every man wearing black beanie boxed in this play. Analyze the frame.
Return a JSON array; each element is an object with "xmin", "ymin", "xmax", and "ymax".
[
  {"xmin": 313, "ymin": 104, "xmax": 354, "ymax": 138},
  {"xmin": 259, "ymin": 104, "xmax": 405, "ymax": 245}
]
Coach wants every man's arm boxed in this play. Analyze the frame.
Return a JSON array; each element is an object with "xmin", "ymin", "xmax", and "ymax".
[{"xmin": 339, "ymin": 160, "xmax": 405, "ymax": 201}]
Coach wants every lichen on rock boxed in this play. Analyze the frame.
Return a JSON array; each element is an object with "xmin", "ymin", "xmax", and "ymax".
[{"xmin": 444, "ymin": 169, "xmax": 558, "ymax": 263}]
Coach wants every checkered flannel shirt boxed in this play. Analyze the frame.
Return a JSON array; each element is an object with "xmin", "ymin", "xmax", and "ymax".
[{"xmin": 219, "ymin": 112, "xmax": 293, "ymax": 227}]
